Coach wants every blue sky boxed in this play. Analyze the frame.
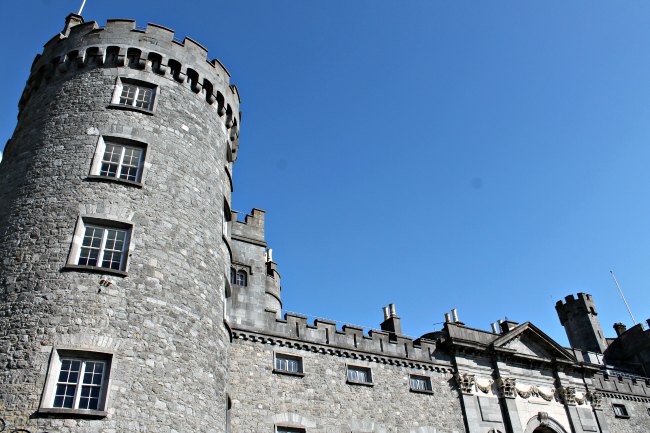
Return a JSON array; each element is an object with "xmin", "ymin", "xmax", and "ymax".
[{"xmin": 2, "ymin": 0, "xmax": 650, "ymax": 345}]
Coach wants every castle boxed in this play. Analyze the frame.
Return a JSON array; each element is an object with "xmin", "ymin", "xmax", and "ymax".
[{"xmin": 0, "ymin": 13, "xmax": 649, "ymax": 433}]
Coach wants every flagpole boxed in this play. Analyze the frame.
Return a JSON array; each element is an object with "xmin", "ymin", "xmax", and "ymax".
[
  {"xmin": 610, "ymin": 270, "xmax": 637, "ymax": 325},
  {"xmin": 78, "ymin": 0, "xmax": 87, "ymax": 15}
]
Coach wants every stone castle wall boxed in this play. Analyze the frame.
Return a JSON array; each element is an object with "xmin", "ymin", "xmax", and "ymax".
[{"xmin": 0, "ymin": 16, "xmax": 237, "ymax": 432}]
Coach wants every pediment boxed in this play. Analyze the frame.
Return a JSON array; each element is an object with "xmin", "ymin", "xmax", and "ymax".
[{"xmin": 492, "ymin": 322, "xmax": 575, "ymax": 362}]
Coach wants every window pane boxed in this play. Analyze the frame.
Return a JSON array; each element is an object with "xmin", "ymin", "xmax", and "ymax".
[
  {"xmin": 119, "ymin": 84, "xmax": 136, "ymax": 106},
  {"xmin": 135, "ymin": 87, "xmax": 153, "ymax": 110}
]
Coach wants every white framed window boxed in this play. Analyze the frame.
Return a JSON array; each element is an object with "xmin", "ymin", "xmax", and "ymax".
[
  {"xmin": 40, "ymin": 349, "xmax": 113, "ymax": 415},
  {"xmin": 89, "ymin": 136, "xmax": 146, "ymax": 185},
  {"xmin": 111, "ymin": 77, "xmax": 157, "ymax": 112},
  {"xmin": 274, "ymin": 353, "xmax": 303, "ymax": 375},
  {"xmin": 613, "ymin": 403, "xmax": 629, "ymax": 418},
  {"xmin": 67, "ymin": 217, "xmax": 133, "ymax": 274},
  {"xmin": 346, "ymin": 365, "xmax": 372, "ymax": 385},
  {"xmin": 409, "ymin": 374, "xmax": 433, "ymax": 393}
]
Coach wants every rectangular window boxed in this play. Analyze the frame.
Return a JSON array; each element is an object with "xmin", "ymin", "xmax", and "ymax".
[
  {"xmin": 277, "ymin": 428, "xmax": 305, "ymax": 433},
  {"xmin": 119, "ymin": 83, "xmax": 154, "ymax": 110},
  {"xmin": 410, "ymin": 375, "xmax": 432, "ymax": 393},
  {"xmin": 40, "ymin": 349, "xmax": 113, "ymax": 415},
  {"xmin": 613, "ymin": 404, "xmax": 629, "ymax": 418},
  {"xmin": 78, "ymin": 225, "xmax": 128, "ymax": 271},
  {"xmin": 274, "ymin": 354, "xmax": 303, "ymax": 374},
  {"xmin": 347, "ymin": 366, "xmax": 372, "ymax": 385},
  {"xmin": 99, "ymin": 142, "xmax": 144, "ymax": 182},
  {"xmin": 54, "ymin": 359, "xmax": 106, "ymax": 410}
]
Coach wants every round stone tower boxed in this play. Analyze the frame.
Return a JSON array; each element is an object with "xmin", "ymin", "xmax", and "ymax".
[{"xmin": 0, "ymin": 14, "xmax": 239, "ymax": 432}]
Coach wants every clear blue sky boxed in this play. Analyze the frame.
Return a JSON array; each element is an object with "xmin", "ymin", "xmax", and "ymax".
[{"xmin": 2, "ymin": 1, "xmax": 650, "ymax": 345}]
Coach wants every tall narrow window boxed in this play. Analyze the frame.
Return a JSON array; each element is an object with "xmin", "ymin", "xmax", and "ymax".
[
  {"xmin": 236, "ymin": 270, "xmax": 247, "ymax": 286},
  {"xmin": 230, "ymin": 268, "xmax": 236, "ymax": 285}
]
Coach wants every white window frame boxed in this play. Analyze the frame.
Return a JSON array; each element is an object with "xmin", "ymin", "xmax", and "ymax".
[
  {"xmin": 613, "ymin": 403, "xmax": 629, "ymax": 418},
  {"xmin": 409, "ymin": 374, "xmax": 433, "ymax": 393},
  {"xmin": 346, "ymin": 365, "xmax": 373, "ymax": 385},
  {"xmin": 67, "ymin": 216, "xmax": 133, "ymax": 275},
  {"xmin": 39, "ymin": 348, "xmax": 113, "ymax": 415},
  {"xmin": 274, "ymin": 353, "xmax": 304, "ymax": 375},
  {"xmin": 89, "ymin": 135, "xmax": 147, "ymax": 186},
  {"xmin": 236, "ymin": 270, "xmax": 247, "ymax": 286},
  {"xmin": 110, "ymin": 77, "xmax": 158, "ymax": 113}
]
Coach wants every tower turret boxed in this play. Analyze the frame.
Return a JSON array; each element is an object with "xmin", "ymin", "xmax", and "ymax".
[
  {"xmin": 556, "ymin": 292, "xmax": 608, "ymax": 353},
  {"xmin": 0, "ymin": 14, "xmax": 239, "ymax": 432}
]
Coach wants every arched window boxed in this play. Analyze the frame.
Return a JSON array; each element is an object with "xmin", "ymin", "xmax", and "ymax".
[
  {"xmin": 236, "ymin": 270, "xmax": 247, "ymax": 286},
  {"xmin": 230, "ymin": 268, "xmax": 236, "ymax": 285}
]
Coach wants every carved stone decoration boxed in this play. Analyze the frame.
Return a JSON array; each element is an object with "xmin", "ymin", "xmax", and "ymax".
[
  {"xmin": 475, "ymin": 378, "xmax": 494, "ymax": 394},
  {"xmin": 496, "ymin": 377, "xmax": 517, "ymax": 398},
  {"xmin": 587, "ymin": 390, "xmax": 603, "ymax": 409},
  {"xmin": 538, "ymin": 411, "xmax": 550, "ymax": 425},
  {"xmin": 574, "ymin": 391, "xmax": 587, "ymax": 405},
  {"xmin": 558, "ymin": 386, "xmax": 577, "ymax": 405},
  {"xmin": 454, "ymin": 373, "xmax": 476, "ymax": 394},
  {"xmin": 515, "ymin": 384, "xmax": 557, "ymax": 402}
]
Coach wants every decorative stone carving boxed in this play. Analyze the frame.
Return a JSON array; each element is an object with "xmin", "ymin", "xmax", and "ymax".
[
  {"xmin": 514, "ymin": 384, "xmax": 556, "ymax": 401},
  {"xmin": 538, "ymin": 411, "xmax": 550, "ymax": 425},
  {"xmin": 559, "ymin": 386, "xmax": 577, "ymax": 405},
  {"xmin": 454, "ymin": 373, "xmax": 476, "ymax": 394},
  {"xmin": 587, "ymin": 390, "xmax": 603, "ymax": 409},
  {"xmin": 475, "ymin": 378, "xmax": 494, "ymax": 394},
  {"xmin": 496, "ymin": 377, "xmax": 517, "ymax": 398}
]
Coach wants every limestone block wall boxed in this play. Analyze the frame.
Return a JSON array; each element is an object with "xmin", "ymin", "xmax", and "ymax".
[
  {"xmin": 227, "ymin": 337, "xmax": 466, "ymax": 433},
  {"xmin": 0, "ymin": 16, "xmax": 237, "ymax": 432}
]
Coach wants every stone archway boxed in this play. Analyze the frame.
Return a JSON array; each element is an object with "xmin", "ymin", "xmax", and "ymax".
[{"xmin": 523, "ymin": 412, "xmax": 569, "ymax": 433}]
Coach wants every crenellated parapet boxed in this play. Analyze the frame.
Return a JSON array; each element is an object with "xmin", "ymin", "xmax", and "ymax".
[
  {"xmin": 19, "ymin": 14, "xmax": 241, "ymax": 154},
  {"xmin": 232, "ymin": 310, "xmax": 453, "ymax": 372}
]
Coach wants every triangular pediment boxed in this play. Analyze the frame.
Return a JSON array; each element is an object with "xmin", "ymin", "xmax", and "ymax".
[{"xmin": 492, "ymin": 322, "xmax": 575, "ymax": 362}]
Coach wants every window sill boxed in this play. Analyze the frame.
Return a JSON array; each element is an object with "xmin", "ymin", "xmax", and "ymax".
[
  {"xmin": 38, "ymin": 407, "xmax": 108, "ymax": 418},
  {"xmin": 410, "ymin": 388, "xmax": 434, "ymax": 395},
  {"xmin": 63, "ymin": 264, "xmax": 128, "ymax": 278},
  {"xmin": 614, "ymin": 415, "xmax": 630, "ymax": 419},
  {"xmin": 346, "ymin": 380, "xmax": 374, "ymax": 387},
  {"xmin": 273, "ymin": 369, "xmax": 305, "ymax": 378},
  {"xmin": 86, "ymin": 175, "xmax": 143, "ymax": 188},
  {"xmin": 107, "ymin": 103, "xmax": 154, "ymax": 115}
]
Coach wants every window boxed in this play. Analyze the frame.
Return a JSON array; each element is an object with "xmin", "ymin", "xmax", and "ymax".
[
  {"xmin": 613, "ymin": 404, "xmax": 629, "ymax": 418},
  {"xmin": 230, "ymin": 268, "xmax": 236, "ymax": 285},
  {"xmin": 274, "ymin": 353, "xmax": 303, "ymax": 375},
  {"xmin": 40, "ymin": 349, "xmax": 112, "ymax": 415},
  {"xmin": 347, "ymin": 366, "xmax": 372, "ymax": 385},
  {"xmin": 236, "ymin": 270, "xmax": 247, "ymax": 286},
  {"xmin": 111, "ymin": 77, "xmax": 157, "ymax": 113},
  {"xmin": 89, "ymin": 136, "xmax": 147, "ymax": 186},
  {"xmin": 67, "ymin": 218, "xmax": 132, "ymax": 275},
  {"xmin": 410, "ymin": 375, "xmax": 433, "ymax": 393},
  {"xmin": 276, "ymin": 428, "xmax": 305, "ymax": 433},
  {"xmin": 78, "ymin": 225, "xmax": 128, "ymax": 271}
]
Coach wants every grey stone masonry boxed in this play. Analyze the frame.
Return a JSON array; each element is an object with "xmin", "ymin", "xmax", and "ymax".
[{"xmin": 0, "ymin": 14, "xmax": 239, "ymax": 432}]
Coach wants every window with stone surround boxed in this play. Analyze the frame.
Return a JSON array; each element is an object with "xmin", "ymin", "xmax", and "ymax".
[
  {"xmin": 274, "ymin": 353, "xmax": 303, "ymax": 376},
  {"xmin": 346, "ymin": 365, "xmax": 372, "ymax": 385},
  {"xmin": 613, "ymin": 403, "xmax": 629, "ymax": 418},
  {"xmin": 276, "ymin": 427, "xmax": 305, "ymax": 433},
  {"xmin": 110, "ymin": 77, "xmax": 157, "ymax": 113},
  {"xmin": 66, "ymin": 217, "xmax": 132, "ymax": 275},
  {"xmin": 39, "ymin": 348, "xmax": 113, "ymax": 416},
  {"xmin": 236, "ymin": 269, "xmax": 247, "ymax": 286},
  {"xmin": 89, "ymin": 136, "xmax": 146, "ymax": 186},
  {"xmin": 409, "ymin": 374, "xmax": 433, "ymax": 393}
]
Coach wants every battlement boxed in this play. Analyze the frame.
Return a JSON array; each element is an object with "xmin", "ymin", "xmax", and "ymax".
[
  {"xmin": 556, "ymin": 292, "xmax": 598, "ymax": 324},
  {"xmin": 20, "ymin": 14, "xmax": 240, "ymax": 147},
  {"xmin": 233, "ymin": 310, "xmax": 452, "ymax": 371},
  {"xmin": 231, "ymin": 208, "xmax": 266, "ymax": 244}
]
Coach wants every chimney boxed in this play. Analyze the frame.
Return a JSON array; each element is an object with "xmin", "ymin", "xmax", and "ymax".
[
  {"xmin": 444, "ymin": 313, "xmax": 452, "ymax": 323},
  {"xmin": 63, "ymin": 13, "xmax": 84, "ymax": 37},
  {"xmin": 500, "ymin": 320, "xmax": 519, "ymax": 334},
  {"xmin": 613, "ymin": 322, "xmax": 627, "ymax": 337},
  {"xmin": 451, "ymin": 308, "xmax": 459, "ymax": 323},
  {"xmin": 380, "ymin": 304, "xmax": 402, "ymax": 338},
  {"xmin": 491, "ymin": 322, "xmax": 499, "ymax": 333}
]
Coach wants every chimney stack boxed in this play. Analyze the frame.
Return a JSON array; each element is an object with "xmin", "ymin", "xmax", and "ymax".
[
  {"xmin": 613, "ymin": 322, "xmax": 627, "ymax": 337},
  {"xmin": 380, "ymin": 304, "xmax": 402, "ymax": 339}
]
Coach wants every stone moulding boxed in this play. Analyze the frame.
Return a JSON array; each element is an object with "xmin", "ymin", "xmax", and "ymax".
[
  {"xmin": 453, "ymin": 373, "xmax": 475, "ymax": 394},
  {"xmin": 495, "ymin": 377, "xmax": 517, "ymax": 399},
  {"xmin": 232, "ymin": 329, "xmax": 454, "ymax": 373},
  {"xmin": 514, "ymin": 384, "xmax": 556, "ymax": 402},
  {"xmin": 597, "ymin": 391, "xmax": 650, "ymax": 403},
  {"xmin": 475, "ymin": 377, "xmax": 494, "ymax": 394}
]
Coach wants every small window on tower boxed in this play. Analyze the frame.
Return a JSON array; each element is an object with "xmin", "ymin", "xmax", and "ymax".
[
  {"xmin": 613, "ymin": 403, "xmax": 629, "ymax": 418},
  {"xmin": 274, "ymin": 353, "xmax": 304, "ymax": 376},
  {"xmin": 39, "ymin": 348, "xmax": 113, "ymax": 416},
  {"xmin": 409, "ymin": 374, "xmax": 433, "ymax": 394},
  {"xmin": 236, "ymin": 270, "xmax": 247, "ymax": 286},
  {"xmin": 346, "ymin": 365, "xmax": 373, "ymax": 386},
  {"xmin": 110, "ymin": 77, "xmax": 157, "ymax": 113},
  {"xmin": 89, "ymin": 136, "xmax": 147, "ymax": 186}
]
